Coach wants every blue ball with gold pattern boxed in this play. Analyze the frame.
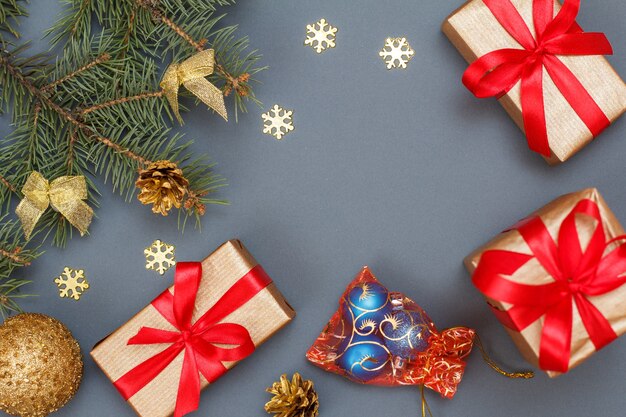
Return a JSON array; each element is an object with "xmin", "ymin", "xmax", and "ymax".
[
  {"xmin": 380, "ymin": 310, "xmax": 432, "ymax": 360},
  {"xmin": 345, "ymin": 281, "xmax": 393, "ymax": 329},
  {"xmin": 336, "ymin": 334, "xmax": 390, "ymax": 381},
  {"xmin": 335, "ymin": 282, "xmax": 394, "ymax": 381}
]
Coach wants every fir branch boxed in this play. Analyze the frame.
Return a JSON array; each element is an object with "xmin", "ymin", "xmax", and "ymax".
[
  {"xmin": 0, "ymin": 48, "xmax": 153, "ymax": 165},
  {"xmin": 49, "ymin": 0, "xmax": 264, "ymax": 115},
  {"xmin": 0, "ymin": 245, "xmax": 29, "ymax": 265},
  {"xmin": 139, "ymin": 1, "xmax": 207, "ymax": 53},
  {"xmin": 0, "ymin": 171, "xmax": 17, "ymax": 193},
  {"xmin": 79, "ymin": 90, "xmax": 163, "ymax": 115},
  {"xmin": 0, "ymin": 219, "xmax": 39, "ymax": 317},
  {"xmin": 0, "ymin": 0, "xmax": 27, "ymax": 40},
  {"xmin": 42, "ymin": 52, "xmax": 111, "ymax": 92},
  {"xmin": 1, "ymin": 39, "xmax": 225, "ymax": 245}
]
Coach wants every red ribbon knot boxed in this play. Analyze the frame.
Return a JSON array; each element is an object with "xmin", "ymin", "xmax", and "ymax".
[
  {"xmin": 113, "ymin": 262, "xmax": 272, "ymax": 417},
  {"xmin": 472, "ymin": 199, "xmax": 626, "ymax": 372},
  {"xmin": 462, "ymin": 0, "xmax": 613, "ymax": 157}
]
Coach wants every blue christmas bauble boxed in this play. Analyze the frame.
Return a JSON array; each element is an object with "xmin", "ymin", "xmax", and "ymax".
[
  {"xmin": 336, "ymin": 334, "xmax": 390, "ymax": 382},
  {"xmin": 346, "ymin": 282, "xmax": 393, "ymax": 334},
  {"xmin": 380, "ymin": 310, "xmax": 431, "ymax": 360},
  {"xmin": 334, "ymin": 312, "xmax": 353, "ymax": 354},
  {"xmin": 347, "ymin": 282, "xmax": 389, "ymax": 313}
]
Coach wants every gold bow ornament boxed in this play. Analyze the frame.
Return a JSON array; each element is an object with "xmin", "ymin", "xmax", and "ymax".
[
  {"xmin": 160, "ymin": 48, "xmax": 228, "ymax": 124},
  {"xmin": 16, "ymin": 171, "xmax": 93, "ymax": 239}
]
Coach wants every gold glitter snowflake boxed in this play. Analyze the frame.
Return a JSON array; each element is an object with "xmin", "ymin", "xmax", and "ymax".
[
  {"xmin": 305, "ymin": 18, "xmax": 337, "ymax": 53},
  {"xmin": 144, "ymin": 239, "xmax": 176, "ymax": 275},
  {"xmin": 54, "ymin": 267, "xmax": 90, "ymax": 300},
  {"xmin": 262, "ymin": 105, "xmax": 294, "ymax": 140},
  {"xmin": 379, "ymin": 37, "xmax": 415, "ymax": 69}
]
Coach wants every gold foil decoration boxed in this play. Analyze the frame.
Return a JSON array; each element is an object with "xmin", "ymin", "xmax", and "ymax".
[
  {"xmin": 54, "ymin": 267, "xmax": 90, "ymax": 301},
  {"xmin": 144, "ymin": 239, "xmax": 176, "ymax": 275},
  {"xmin": 379, "ymin": 37, "xmax": 415, "ymax": 69},
  {"xmin": 160, "ymin": 49, "xmax": 228, "ymax": 124},
  {"xmin": 262, "ymin": 105, "xmax": 294, "ymax": 140},
  {"xmin": 15, "ymin": 171, "xmax": 93, "ymax": 239},
  {"xmin": 304, "ymin": 18, "xmax": 337, "ymax": 53}
]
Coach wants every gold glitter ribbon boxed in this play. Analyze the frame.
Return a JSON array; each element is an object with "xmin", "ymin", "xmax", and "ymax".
[
  {"xmin": 16, "ymin": 171, "xmax": 93, "ymax": 239},
  {"xmin": 160, "ymin": 49, "xmax": 228, "ymax": 124}
]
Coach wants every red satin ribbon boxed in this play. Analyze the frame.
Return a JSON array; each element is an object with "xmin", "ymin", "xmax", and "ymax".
[
  {"xmin": 463, "ymin": 0, "xmax": 612, "ymax": 156},
  {"xmin": 114, "ymin": 262, "xmax": 272, "ymax": 417},
  {"xmin": 473, "ymin": 199, "xmax": 626, "ymax": 372}
]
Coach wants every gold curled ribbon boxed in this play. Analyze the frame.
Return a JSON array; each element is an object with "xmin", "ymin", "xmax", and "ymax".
[
  {"xmin": 16, "ymin": 171, "xmax": 93, "ymax": 239},
  {"xmin": 160, "ymin": 48, "xmax": 228, "ymax": 124}
]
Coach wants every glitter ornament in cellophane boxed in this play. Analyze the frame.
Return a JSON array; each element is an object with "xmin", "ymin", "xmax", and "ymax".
[{"xmin": 306, "ymin": 267, "xmax": 476, "ymax": 399}]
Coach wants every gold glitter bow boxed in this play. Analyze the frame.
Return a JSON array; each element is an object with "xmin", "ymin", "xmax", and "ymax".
[
  {"xmin": 16, "ymin": 171, "xmax": 93, "ymax": 239},
  {"xmin": 160, "ymin": 49, "xmax": 228, "ymax": 124}
]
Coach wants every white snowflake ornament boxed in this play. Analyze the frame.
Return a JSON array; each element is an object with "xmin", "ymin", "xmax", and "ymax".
[
  {"xmin": 262, "ymin": 105, "xmax": 294, "ymax": 140},
  {"xmin": 144, "ymin": 239, "xmax": 176, "ymax": 275},
  {"xmin": 379, "ymin": 37, "xmax": 415, "ymax": 69},
  {"xmin": 54, "ymin": 267, "xmax": 90, "ymax": 301},
  {"xmin": 305, "ymin": 18, "xmax": 337, "ymax": 53}
]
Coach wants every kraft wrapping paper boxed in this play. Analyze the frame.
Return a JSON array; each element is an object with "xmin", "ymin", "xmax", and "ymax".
[
  {"xmin": 442, "ymin": 0, "xmax": 626, "ymax": 164},
  {"xmin": 91, "ymin": 240, "xmax": 296, "ymax": 417},
  {"xmin": 465, "ymin": 189, "xmax": 626, "ymax": 377}
]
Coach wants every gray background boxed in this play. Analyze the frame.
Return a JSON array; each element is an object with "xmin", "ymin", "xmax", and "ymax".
[{"xmin": 2, "ymin": 0, "xmax": 626, "ymax": 416}]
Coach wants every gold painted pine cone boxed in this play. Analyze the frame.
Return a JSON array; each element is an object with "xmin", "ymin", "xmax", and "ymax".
[
  {"xmin": 265, "ymin": 373, "xmax": 319, "ymax": 417},
  {"xmin": 136, "ymin": 160, "xmax": 189, "ymax": 216}
]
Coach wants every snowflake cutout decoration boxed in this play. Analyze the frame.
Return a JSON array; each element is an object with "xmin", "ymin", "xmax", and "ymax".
[
  {"xmin": 262, "ymin": 105, "xmax": 294, "ymax": 140},
  {"xmin": 54, "ymin": 267, "xmax": 90, "ymax": 301},
  {"xmin": 144, "ymin": 239, "xmax": 176, "ymax": 275},
  {"xmin": 305, "ymin": 18, "xmax": 338, "ymax": 53},
  {"xmin": 379, "ymin": 37, "xmax": 415, "ymax": 69}
]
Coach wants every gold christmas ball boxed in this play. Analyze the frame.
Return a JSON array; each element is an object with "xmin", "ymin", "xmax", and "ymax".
[{"xmin": 0, "ymin": 313, "xmax": 83, "ymax": 417}]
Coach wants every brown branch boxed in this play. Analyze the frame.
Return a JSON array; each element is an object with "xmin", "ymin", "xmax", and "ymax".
[
  {"xmin": 0, "ymin": 247, "xmax": 30, "ymax": 266},
  {"xmin": 0, "ymin": 172, "xmax": 17, "ymax": 193},
  {"xmin": 42, "ymin": 53, "xmax": 111, "ymax": 92},
  {"xmin": 90, "ymin": 131, "xmax": 152, "ymax": 165},
  {"xmin": 67, "ymin": 128, "xmax": 77, "ymax": 171},
  {"xmin": 71, "ymin": 0, "xmax": 93, "ymax": 36},
  {"xmin": 79, "ymin": 91, "xmax": 164, "ymax": 116},
  {"xmin": 0, "ymin": 54, "xmax": 153, "ymax": 167},
  {"xmin": 122, "ymin": 6, "xmax": 138, "ymax": 49},
  {"xmin": 218, "ymin": 67, "xmax": 251, "ymax": 97}
]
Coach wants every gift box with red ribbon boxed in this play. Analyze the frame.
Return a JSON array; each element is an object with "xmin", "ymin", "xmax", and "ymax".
[
  {"xmin": 465, "ymin": 188, "xmax": 626, "ymax": 376},
  {"xmin": 443, "ymin": 0, "xmax": 626, "ymax": 164},
  {"xmin": 91, "ymin": 240, "xmax": 295, "ymax": 417}
]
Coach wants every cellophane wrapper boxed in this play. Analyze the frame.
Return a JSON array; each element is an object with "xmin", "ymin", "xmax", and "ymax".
[
  {"xmin": 442, "ymin": 0, "xmax": 626, "ymax": 164},
  {"xmin": 306, "ymin": 267, "xmax": 474, "ymax": 398}
]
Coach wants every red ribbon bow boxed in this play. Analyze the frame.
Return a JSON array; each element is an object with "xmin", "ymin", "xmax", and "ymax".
[
  {"xmin": 419, "ymin": 327, "xmax": 475, "ymax": 398},
  {"xmin": 472, "ymin": 199, "xmax": 626, "ymax": 372},
  {"xmin": 114, "ymin": 262, "xmax": 272, "ymax": 417},
  {"xmin": 463, "ymin": 0, "xmax": 612, "ymax": 156}
]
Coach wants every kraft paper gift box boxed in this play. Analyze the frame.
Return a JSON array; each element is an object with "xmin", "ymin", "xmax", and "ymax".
[
  {"xmin": 91, "ymin": 240, "xmax": 296, "ymax": 417},
  {"xmin": 442, "ymin": 0, "xmax": 626, "ymax": 164},
  {"xmin": 465, "ymin": 188, "xmax": 626, "ymax": 376}
]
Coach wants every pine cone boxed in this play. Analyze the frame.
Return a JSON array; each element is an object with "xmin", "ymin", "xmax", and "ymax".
[
  {"xmin": 136, "ymin": 160, "xmax": 189, "ymax": 216},
  {"xmin": 265, "ymin": 373, "xmax": 319, "ymax": 417}
]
